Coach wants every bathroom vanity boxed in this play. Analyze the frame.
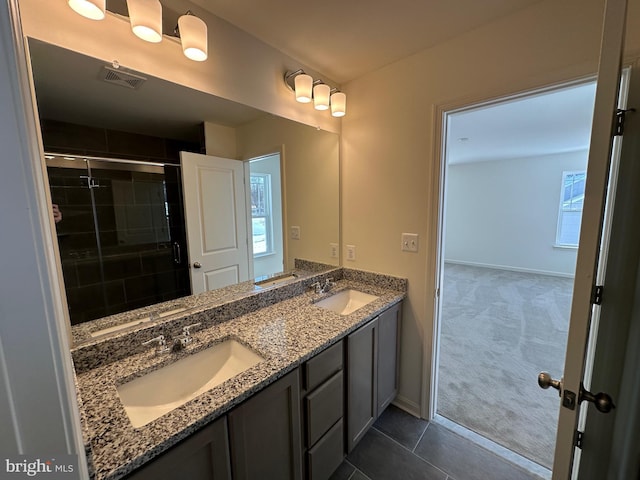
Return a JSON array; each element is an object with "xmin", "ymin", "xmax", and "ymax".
[{"xmin": 71, "ymin": 265, "xmax": 406, "ymax": 480}]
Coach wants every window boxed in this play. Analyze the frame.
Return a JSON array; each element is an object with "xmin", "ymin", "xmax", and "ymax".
[
  {"xmin": 556, "ymin": 171, "xmax": 586, "ymax": 247},
  {"xmin": 250, "ymin": 174, "xmax": 272, "ymax": 255}
]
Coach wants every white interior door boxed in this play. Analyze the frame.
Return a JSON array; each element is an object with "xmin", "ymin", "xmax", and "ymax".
[
  {"xmin": 549, "ymin": 0, "xmax": 629, "ymax": 477},
  {"xmin": 575, "ymin": 62, "xmax": 638, "ymax": 480},
  {"xmin": 180, "ymin": 152, "xmax": 249, "ymax": 294}
]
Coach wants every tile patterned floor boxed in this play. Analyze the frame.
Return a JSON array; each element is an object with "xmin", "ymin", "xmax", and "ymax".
[{"xmin": 330, "ymin": 405, "xmax": 545, "ymax": 480}]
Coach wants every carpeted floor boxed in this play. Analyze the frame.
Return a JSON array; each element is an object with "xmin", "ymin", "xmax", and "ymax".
[{"xmin": 437, "ymin": 263, "xmax": 573, "ymax": 469}]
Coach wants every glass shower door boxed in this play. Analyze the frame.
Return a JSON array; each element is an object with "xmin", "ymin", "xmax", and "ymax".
[{"xmin": 46, "ymin": 155, "xmax": 190, "ymax": 325}]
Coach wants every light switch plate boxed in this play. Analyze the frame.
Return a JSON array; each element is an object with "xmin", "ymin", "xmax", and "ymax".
[
  {"xmin": 290, "ymin": 226, "xmax": 301, "ymax": 240},
  {"xmin": 401, "ymin": 233, "xmax": 419, "ymax": 252}
]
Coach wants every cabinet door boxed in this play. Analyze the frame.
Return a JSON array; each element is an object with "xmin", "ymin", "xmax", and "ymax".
[
  {"xmin": 377, "ymin": 302, "xmax": 401, "ymax": 413},
  {"xmin": 346, "ymin": 318, "xmax": 378, "ymax": 452},
  {"xmin": 229, "ymin": 369, "xmax": 303, "ymax": 480},
  {"xmin": 125, "ymin": 416, "xmax": 231, "ymax": 480}
]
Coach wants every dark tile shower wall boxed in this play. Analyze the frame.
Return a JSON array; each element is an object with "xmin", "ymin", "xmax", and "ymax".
[
  {"xmin": 40, "ymin": 119, "xmax": 205, "ymax": 162},
  {"xmin": 43, "ymin": 119, "xmax": 202, "ymax": 325}
]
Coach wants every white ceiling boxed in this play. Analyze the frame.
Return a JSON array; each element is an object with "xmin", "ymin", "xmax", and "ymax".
[
  {"xmin": 188, "ymin": 0, "xmax": 544, "ymax": 84},
  {"xmin": 447, "ymin": 82, "xmax": 597, "ymax": 164}
]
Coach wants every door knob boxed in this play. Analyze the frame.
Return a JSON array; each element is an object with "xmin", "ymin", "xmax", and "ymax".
[
  {"xmin": 538, "ymin": 372, "xmax": 561, "ymax": 393},
  {"xmin": 580, "ymin": 387, "xmax": 615, "ymax": 413},
  {"xmin": 538, "ymin": 372, "xmax": 615, "ymax": 413},
  {"xmin": 193, "ymin": 262, "xmax": 202, "ymax": 268}
]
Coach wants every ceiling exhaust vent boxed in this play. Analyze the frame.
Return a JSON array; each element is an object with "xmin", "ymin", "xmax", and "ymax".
[{"xmin": 99, "ymin": 66, "xmax": 146, "ymax": 90}]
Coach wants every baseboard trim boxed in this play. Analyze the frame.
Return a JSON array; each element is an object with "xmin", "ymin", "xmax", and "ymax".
[
  {"xmin": 444, "ymin": 259, "xmax": 575, "ymax": 279},
  {"xmin": 392, "ymin": 395, "xmax": 421, "ymax": 418}
]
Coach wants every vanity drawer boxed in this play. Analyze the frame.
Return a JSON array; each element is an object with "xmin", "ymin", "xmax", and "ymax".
[
  {"xmin": 307, "ymin": 419, "xmax": 344, "ymax": 480},
  {"xmin": 304, "ymin": 341, "xmax": 343, "ymax": 392},
  {"xmin": 305, "ymin": 370, "xmax": 343, "ymax": 447}
]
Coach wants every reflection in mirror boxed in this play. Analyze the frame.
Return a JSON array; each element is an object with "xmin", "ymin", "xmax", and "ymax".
[
  {"xmin": 46, "ymin": 155, "xmax": 191, "ymax": 325},
  {"xmin": 27, "ymin": 39, "xmax": 340, "ymax": 340}
]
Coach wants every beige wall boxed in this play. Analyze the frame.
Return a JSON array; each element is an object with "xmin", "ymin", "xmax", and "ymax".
[
  {"xmin": 236, "ymin": 116, "xmax": 340, "ymax": 269},
  {"xmin": 341, "ymin": 0, "xmax": 640, "ymax": 414}
]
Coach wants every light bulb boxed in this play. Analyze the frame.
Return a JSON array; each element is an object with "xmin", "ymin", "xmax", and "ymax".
[
  {"xmin": 68, "ymin": 0, "xmax": 105, "ymax": 20},
  {"xmin": 313, "ymin": 84, "xmax": 330, "ymax": 111},
  {"xmin": 295, "ymin": 74, "xmax": 313, "ymax": 103},
  {"xmin": 127, "ymin": 0, "xmax": 163, "ymax": 43},
  {"xmin": 179, "ymin": 14, "xmax": 208, "ymax": 61},
  {"xmin": 331, "ymin": 92, "xmax": 347, "ymax": 117}
]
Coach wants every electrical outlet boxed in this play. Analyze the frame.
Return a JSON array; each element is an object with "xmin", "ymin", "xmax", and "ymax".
[
  {"xmin": 346, "ymin": 245, "xmax": 356, "ymax": 261},
  {"xmin": 401, "ymin": 233, "xmax": 419, "ymax": 252},
  {"xmin": 330, "ymin": 243, "xmax": 339, "ymax": 258},
  {"xmin": 290, "ymin": 226, "xmax": 301, "ymax": 240}
]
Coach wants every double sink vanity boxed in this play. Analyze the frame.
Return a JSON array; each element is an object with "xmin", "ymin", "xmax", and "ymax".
[{"xmin": 71, "ymin": 261, "xmax": 406, "ymax": 480}]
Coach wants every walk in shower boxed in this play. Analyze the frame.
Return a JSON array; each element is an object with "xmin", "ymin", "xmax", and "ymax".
[{"xmin": 46, "ymin": 154, "xmax": 190, "ymax": 325}]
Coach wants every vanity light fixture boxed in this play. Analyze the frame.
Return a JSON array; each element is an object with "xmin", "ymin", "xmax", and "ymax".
[
  {"xmin": 177, "ymin": 12, "xmax": 208, "ymax": 62},
  {"xmin": 69, "ymin": 0, "xmax": 209, "ymax": 62},
  {"xmin": 284, "ymin": 70, "xmax": 346, "ymax": 117},
  {"xmin": 127, "ymin": 0, "xmax": 163, "ymax": 43},
  {"xmin": 68, "ymin": 0, "xmax": 105, "ymax": 20}
]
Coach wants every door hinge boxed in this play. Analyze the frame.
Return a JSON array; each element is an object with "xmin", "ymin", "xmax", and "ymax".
[
  {"xmin": 574, "ymin": 430, "xmax": 584, "ymax": 449},
  {"xmin": 591, "ymin": 285, "xmax": 604, "ymax": 305},
  {"xmin": 614, "ymin": 108, "xmax": 636, "ymax": 136}
]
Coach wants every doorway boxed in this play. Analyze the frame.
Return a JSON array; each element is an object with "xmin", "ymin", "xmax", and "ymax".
[
  {"xmin": 249, "ymin": 153, "xmax": 284, "ymax": 279},
  {"xmin": 434, "ymin": 81, "xmax": 597, "ymax": 474}
]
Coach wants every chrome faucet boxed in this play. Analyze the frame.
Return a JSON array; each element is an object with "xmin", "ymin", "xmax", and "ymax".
[
  {"xmin": 142, "ymin": 334, "xmax": 171, "ymax": 355},
  {"xmin": 173, "ymin": 322, "xmax": 201, "ymax": 351},
  {"xmin": 311, "ymin": 278, "xmax": 335, "ymax": 294}
]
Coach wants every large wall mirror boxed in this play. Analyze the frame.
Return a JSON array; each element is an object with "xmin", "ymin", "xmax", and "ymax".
[{"xmin": 26, "ymin": 39, "xmax": 340, "ymax": 343}]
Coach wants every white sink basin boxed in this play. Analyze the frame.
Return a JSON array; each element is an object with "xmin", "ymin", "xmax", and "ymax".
[
  {"xmin": 117, "ymin": 339, "xmax": 264, "ymax": 428},
  {"xmin": 314, "ymin": 289, "xmax": 379, "ymax": 315}
]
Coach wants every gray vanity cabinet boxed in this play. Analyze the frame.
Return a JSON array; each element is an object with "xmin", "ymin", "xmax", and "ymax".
[
  {"xmin": 376, "ymin": 302, "xmax": 401, "ymax": 412},
  {"xmin": 124, "ymin": 416, "xmax": 232, "ymax": 480},
  {"xmin": 346, "ymin": 301, "xmax": 402, "ymax": 452},
  {"xmin": 228, "ymin": 368, "xmax": 303, "ymax": 480},
  {"xmin": 301, "ymin": 341, "xmax": 345, "ymax": 480},
  {"xmin": 346, "ymin": 317, "xmax": 378, "ymax": 452}
]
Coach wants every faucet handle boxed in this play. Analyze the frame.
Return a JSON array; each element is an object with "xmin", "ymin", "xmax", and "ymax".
[
  {"xmin": 142, "ymin": 334, "xmax": 165, "ymax": 346},
  {"xmin": 142, "ymin": 334, "xmax": 170, "ymax": 354},
  {"xmin": 175, "ymin": 323, "xmax": 201, "ymax": 350},
  {"xmin": 182, "ymin": 323, "xmax": 201, "ymax": 336},
  {"xmin": 310, "ymin": 281, "xmax": 322, "ymax": 294}
]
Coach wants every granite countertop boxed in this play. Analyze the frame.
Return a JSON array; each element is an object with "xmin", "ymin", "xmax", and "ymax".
[
  {"xmin": 76, "ymin": 274, "xmax": 406, "ymax": 479},
  {"xmin": 71, "ymin": 260, "xmax": 334, "ymax": 346}
]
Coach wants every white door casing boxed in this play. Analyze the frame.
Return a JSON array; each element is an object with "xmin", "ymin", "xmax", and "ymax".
[{"xmin": 181, "ymin": 152, "xmax": 250, "ymax": 294}]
